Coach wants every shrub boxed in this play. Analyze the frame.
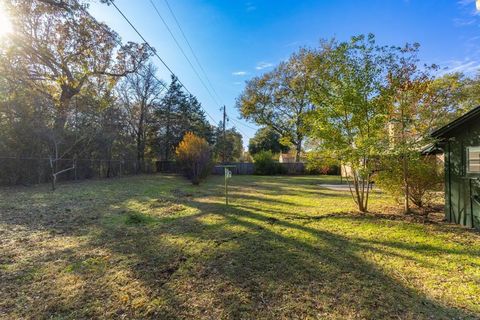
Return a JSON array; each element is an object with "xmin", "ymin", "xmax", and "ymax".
[
  {"xmin": 375, "ymin": 155, "xmax": 443, "ymax": 209},
  {"xmin": 175, "ymin": 132, "xmax": 212, "ymax": 185},
  {"xmin": 253, "ymin": 150, "xmax": 285, "ymax": 175},
  {"xmin": 305, "ymin": 151, "xmax": 340, "ymax": 175}
]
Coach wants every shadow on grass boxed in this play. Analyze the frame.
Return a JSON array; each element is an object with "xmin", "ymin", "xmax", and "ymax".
[
  {"xmin": 101, "ymin": 198, "xmax": 480, "ymax": 318},
  {"xmin": 0, "ymin": 174, "xmax": 479, "ymax": 319}
]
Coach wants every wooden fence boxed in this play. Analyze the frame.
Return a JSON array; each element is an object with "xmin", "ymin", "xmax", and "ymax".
[{"xmin": 212, "ymin": 163, "xmax": 255, "ymax": 175}]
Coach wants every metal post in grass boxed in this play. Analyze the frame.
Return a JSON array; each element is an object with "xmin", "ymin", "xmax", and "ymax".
[{"xmin": 217, "ymin": 165, "xmax": 236, "ymax": 205}]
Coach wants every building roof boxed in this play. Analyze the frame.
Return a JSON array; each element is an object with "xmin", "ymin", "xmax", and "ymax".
[
  {"xmin": 431, "ymin": 105, "xmax": 480, "ymax": 138},
  {"xmin": 420, "ymin": 143, "xmax": 444, "ymax": 155}
]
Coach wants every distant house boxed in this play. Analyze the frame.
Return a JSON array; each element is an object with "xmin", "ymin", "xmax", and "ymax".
[{"xmin": 430, "ymin": 106, "xmax": 480, "ymax": 229}]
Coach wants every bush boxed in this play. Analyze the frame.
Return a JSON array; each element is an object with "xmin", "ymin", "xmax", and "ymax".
[
  {"xmin": 253, "ymin": 151, "xmax": 285, "ymax": 175},
  {"xmin": 175, "ymin": 132, "xmax": 212, "ymax": 185},
  {"xmin": 305, "ymin": 164, "xmax": 340, "ymax": 175},
  {"xmin": 375, "ymin": 155, "xmax": 443, "ymax": 209},
  {"xmin": 305, "ymin": 151, "xmax": 340, "ymax": 175}
]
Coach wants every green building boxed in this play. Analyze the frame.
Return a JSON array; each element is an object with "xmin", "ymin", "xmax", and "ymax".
[{"xmin": 431, "ymin": 106, "xmax": 480, "ymax": 229}]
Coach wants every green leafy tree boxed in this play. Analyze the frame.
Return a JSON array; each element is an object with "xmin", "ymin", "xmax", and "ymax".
[
  {"xmin": 213, "ymin": 125, "xmax": 243, "ymax": 163},
  {"xmin": 305, "ymin": 34, "xmax": 392, "ymax": 213},
  {"xmin": 236, "ymin": 50, "xmax": 312, "ymax": 161},
  {"xmin": 155, "ymin": 76, "xmax": 213, "ymax": 160},
  {"xmin": 248, "ymin": 126, "xmax": 290, "ymax": 156}
]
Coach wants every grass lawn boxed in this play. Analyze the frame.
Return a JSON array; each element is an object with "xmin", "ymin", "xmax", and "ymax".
[{"xmin": 1, "ymin": 174, "xmax": 480, "ymax": 319}]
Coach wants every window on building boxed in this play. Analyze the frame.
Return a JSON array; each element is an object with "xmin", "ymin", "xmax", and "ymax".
[{"xmin": 467, "ymin": 146, "xmax": 480, "ymax": 174}]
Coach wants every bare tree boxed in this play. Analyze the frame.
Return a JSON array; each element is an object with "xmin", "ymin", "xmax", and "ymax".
[{"xmin": 118, "ymin": 63, "xmax": 164, "ymax": 172}]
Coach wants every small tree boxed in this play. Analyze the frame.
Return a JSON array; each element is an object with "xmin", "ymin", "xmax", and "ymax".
[
  {"xmin": 305, "ymin": 34, "xmax": 392, "ymax": 213},
  {"xmin": 376, "ymin": 155, "xmax": 443, "ymax": 213},
  {"xmin": 175, "ymin": 132, "xmax": 211, "ymax": 185},
  {"xmin": 384, "ymin": 44, "xmax": 464, "ymax": 214}
]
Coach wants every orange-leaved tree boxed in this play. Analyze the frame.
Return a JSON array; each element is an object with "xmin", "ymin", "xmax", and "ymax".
[{"xmin": 175, "ymin": 132, "xmax": 212, "ymax": 185}]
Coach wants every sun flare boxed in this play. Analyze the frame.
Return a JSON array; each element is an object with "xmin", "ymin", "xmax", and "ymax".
[{"xmin": 0, "ymin": 4, "xmax": 13, "ymax": 38}]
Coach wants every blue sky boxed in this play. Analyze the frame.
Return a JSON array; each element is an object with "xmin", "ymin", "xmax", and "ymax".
[{"xmin": 89, "ymin": 0, "xmax": 480, "ymax": 146}]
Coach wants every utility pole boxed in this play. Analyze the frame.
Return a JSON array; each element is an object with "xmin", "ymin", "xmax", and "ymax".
[{"xmin": 222, "ymin": 105, "xmax": 226, "ymax": 164}]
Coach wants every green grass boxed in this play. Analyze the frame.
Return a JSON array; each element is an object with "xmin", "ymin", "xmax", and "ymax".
[{"xmin": 0, "ymin": 174, "xmax": 479, "ymax": 319}]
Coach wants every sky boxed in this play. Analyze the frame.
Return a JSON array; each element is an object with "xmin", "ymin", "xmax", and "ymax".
[{"xmin": 88, "ymin": 0, "xmax": 480, "ymax": 146}]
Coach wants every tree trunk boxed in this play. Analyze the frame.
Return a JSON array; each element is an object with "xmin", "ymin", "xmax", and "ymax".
[
  {"xmin": 400, "ymin": 105, "xmax": 410, "ymax": 214},
  {"xmin": 54, "ymin": 88, "xmax": 76, "ymax": 134},
  {"xmin": 136, "ymin": 103, "xmax": 146, "ymax": 173},
  {"xmin": 403, "ymin": 155, "xmax": 410, "ymax": 214},
  {"xmin": 295, "ymin": 140, "xmax": 302, "ymax": 162},
  {"xmin": 136, "ymin": 138, "xmax": 144, "ymax": 174}
]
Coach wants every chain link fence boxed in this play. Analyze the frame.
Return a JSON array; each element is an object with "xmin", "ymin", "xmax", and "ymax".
[{"xmin": 0, "ymin": 157, "xmax": 157, "ymax": 186}]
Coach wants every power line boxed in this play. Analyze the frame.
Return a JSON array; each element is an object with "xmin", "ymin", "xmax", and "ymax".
[
  {"xmin": 162, "ymin": 0, "xmax": 224, "ymax": 105},
  {"xmin": 111, "ymin": 0, "xmax": 255, "ymax": 135},
  {"xmin": 109, "ymin": 0, "xmax": 218, "ymax": 124},
  {"xmin": 224, "ymin": 117, "xmax": 249, "ymax": 141},
  {"xmin": 72, "ymin": 0, "xmax": 168, "ymax": 91},
  {"xmin": 87, "ymin": 0, "xmax": 253, "ymax": 139},
  {"xmin": 230, "ymin": 118, "xmax": 257, "ymax": 131},
  {"xmin": 148, "ymin": 0, "xmax": 221, "ymax": 109},
  {"xmin": 159, "ymin": 0, "xmax": 258, "ymax": 135}
]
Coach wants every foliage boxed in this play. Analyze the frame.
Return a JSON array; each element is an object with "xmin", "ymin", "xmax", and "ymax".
[
  {"xmin": 304, "ymin": 34, "xmax": 393, "ymax": 212},
  {"xmin": 212, "ymin": 125, "xmax": 243, "ymax": 163},
  {"xmin": 384, "ymin": 44, "xmax": 464, "ymax": 213},
  {"xmin": 2, "ymin": 0, "xmax": 150, "ymax": 134},
  {"xmin": 450, "ymin": 72, "xmax": 480, "ymax": 112},
  {"xmin": 253, "ymin": 150, "xmax": 285, "ymax": 175},
  {"xmin": 238, "ymin": 151, "xmax": 253, "ymax": 163},
  {"xmin": 305, "ymin": 151, "xmax": 340, "ymax": 175},
  {"xmin": 376, "ymin": 155, "xmax": 443, "ymax": 210},
  {"xmin": 0, "ymin": 1, "xmax": 219, "ymax": 185},
  {"xmin": 175, "ymin": 132, "xmax": 212, "ymax": 185},
  {"xmin": 117, "ymin": 63, "xmax": 164, "ymax": 172},
  {"xmin": 0, "ymin": 0, "xmax": 149, "ymax": 183},
  {"xmin": 236, "ymin": 50, "xmax": 313, "ymax": 161},
  {"xmin": 154, "ymin": 76, "xmax": 214, "ymax": 161},
  {"xmin": 248, "ymin": 126, "xmax": 290, "ymax": 155}
]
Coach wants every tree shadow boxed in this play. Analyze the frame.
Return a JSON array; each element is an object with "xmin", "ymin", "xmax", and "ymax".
[
  {"xmin": 88, "ymin": 195, "xmax": 480, "ymax": 318},
  {"xmin": 1, "ymin": 175, "xmax": 479, "ymax": 318}
]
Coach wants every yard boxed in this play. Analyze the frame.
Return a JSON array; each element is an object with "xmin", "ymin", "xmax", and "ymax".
[{"xmin": 1, "ymin": 174, "xmax": 480, "ymax": 319}]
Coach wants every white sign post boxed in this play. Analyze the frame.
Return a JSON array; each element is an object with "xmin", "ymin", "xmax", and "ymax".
[
  {"xmin": 225, "ymin": 168, "xmax": 232, "ymax": 205},
  {"xmin": 216, "ymin": 165, "xmax": 236, "ymax": 205}
]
